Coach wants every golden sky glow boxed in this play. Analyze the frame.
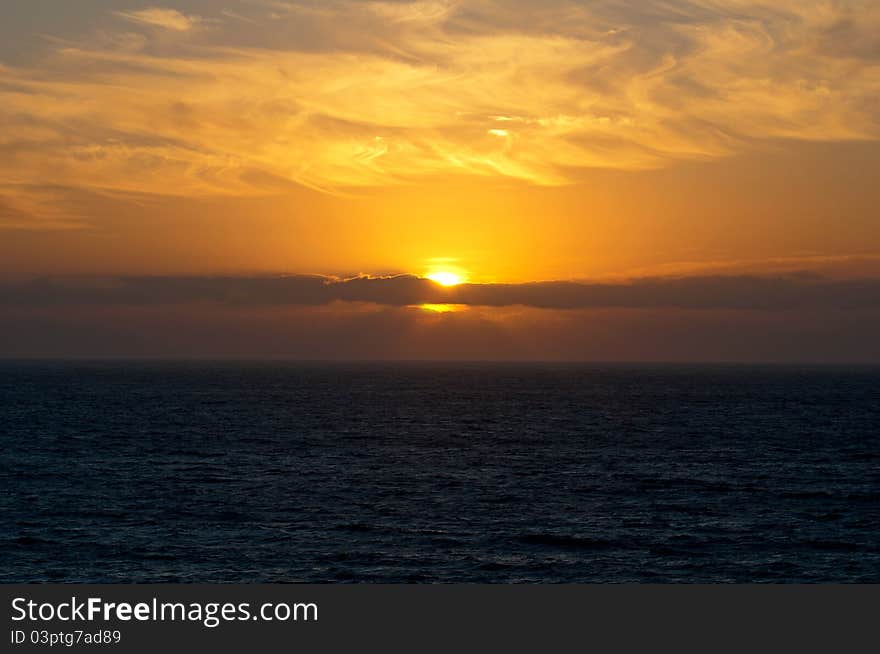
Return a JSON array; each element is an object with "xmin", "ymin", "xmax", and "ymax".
[{"xmin": 0, "ymin": 1, "xmax": 879, "ymax": 360}]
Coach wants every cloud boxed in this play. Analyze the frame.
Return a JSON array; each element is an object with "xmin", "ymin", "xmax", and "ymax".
[
  {"xmin": 0, "ymin": 185, "xmax": 88, "ymax": 230},
  {"xmin": 3, "ymin": 272, "xmax": 879, "ymax": 311},
  {"xmin": 113, "ymin": 7, "xmax": 201, "ymax": 32},
  {"xmin": 3, "ymin": 300, "xmax": 880, "ymax": 362},
  {"xmin": 0, "ymin": 1, "xmax": 879, "ymax": 223}
]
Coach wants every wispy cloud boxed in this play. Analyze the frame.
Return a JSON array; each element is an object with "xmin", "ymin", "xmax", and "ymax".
[
  {"xmin": 0, "ymin": 185, "xmax": 88, "ymax": 230},
  {"xmin": 1, "ymin": 0, "xmax": 879, "ymax": 224},
  {"xmin": 113, "ymin": 7, "xmax": 201, "ymax": 32}
]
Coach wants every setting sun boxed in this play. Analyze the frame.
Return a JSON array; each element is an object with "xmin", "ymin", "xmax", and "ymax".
[{"xmin": 426, "ymin": 271, "xmax": 464, "ymax": 287}]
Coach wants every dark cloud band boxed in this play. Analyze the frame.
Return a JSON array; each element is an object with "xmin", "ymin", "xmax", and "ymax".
[{"xmin": 2, "ymin": 273, "xmax": 879, "ymax": 310}]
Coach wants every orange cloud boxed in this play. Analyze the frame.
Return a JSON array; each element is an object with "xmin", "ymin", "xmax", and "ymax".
[{"xmin": 1, "ymin": 0, "xmax": 879, "ymax": 226}]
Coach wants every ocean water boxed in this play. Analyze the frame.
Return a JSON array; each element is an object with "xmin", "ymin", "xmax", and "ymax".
[{"xmin": 1, "ymin": 361, "xmax": 878, "ymax": 583}]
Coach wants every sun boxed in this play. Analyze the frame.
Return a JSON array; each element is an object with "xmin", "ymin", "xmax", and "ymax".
[{"xmin": 426, "ymin": 271, "xmax": 464, "ymax": 287}]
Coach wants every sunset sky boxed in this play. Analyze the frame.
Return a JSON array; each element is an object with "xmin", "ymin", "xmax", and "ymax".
[{"xmin": 1, "ymin": 0, "xmax": 879, "ymax": 360}]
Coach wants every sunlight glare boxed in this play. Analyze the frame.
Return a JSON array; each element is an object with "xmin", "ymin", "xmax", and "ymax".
[
  {"xmin": 426, "ymin": 271, "xmax": 464, "ymax": 287},
  {"xmin": 418, "ymin": 304, "xmax": 462, "ymax": 313}
]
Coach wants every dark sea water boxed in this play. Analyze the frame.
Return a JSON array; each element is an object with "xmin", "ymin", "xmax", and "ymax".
[{"xmin": 1, "ymin": 361, "xmax": 878, "ymax": 583}]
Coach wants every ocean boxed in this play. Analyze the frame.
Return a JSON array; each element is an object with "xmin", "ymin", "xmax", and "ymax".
[{"xmin": 2, "ymin": 361, "xmax": 878, "ymax": 583}]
